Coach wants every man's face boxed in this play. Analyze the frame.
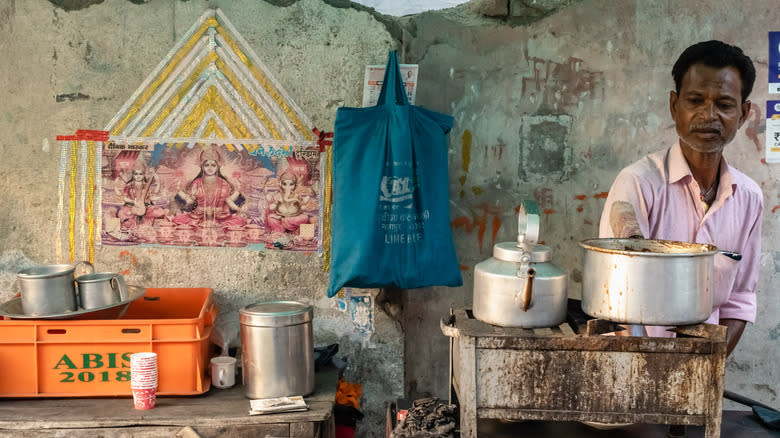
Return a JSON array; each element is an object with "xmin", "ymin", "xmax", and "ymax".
[{"xmin": 669, "ymin": 63, "xmax": 750, "ymax": 154}]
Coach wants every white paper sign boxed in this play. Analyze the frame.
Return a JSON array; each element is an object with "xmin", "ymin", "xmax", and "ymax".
[
  {"xmin": 766, "ymin": 101, "xmax": 780, "ymax": 163},
  {"xmin": 362, "ymin": 64, "xmax": 419, "ymax": 107}
]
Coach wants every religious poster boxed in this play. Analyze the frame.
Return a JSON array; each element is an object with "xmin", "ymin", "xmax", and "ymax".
[
  {"xmin": 769, "ymin": 31, "xmax": 780, "ymax": 94},
  {"xmin": 101, "ymin": 142, "xmax": 322, "ymax": 251},
  {"xmin": 766, "ymin": 101, "xmax": 780, "ymax": 163},
  {"xmin": 362, "ymin": 64, "xmax": 419, "ymax": 107}
]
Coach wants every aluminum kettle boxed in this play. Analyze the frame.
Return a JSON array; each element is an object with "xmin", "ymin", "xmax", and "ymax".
[{"xmin": 472, "ymin": 200, "xmax": 567, "ymax": 328}]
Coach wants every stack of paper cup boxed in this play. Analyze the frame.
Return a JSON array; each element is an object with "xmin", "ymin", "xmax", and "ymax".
[{"xmin": 130, "ymin": 352, "xmax": 158, "ymax": 410}]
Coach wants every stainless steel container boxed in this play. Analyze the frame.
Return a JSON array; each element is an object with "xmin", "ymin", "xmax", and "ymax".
[
  {"xmin": 580, "ymin": 238, "xmax": 716, "ymax": 325},
  {"xmin": 472, "ymin": 201, "xmax": 568, "ymax": 328},
  {"xmin": 239, "ymin": 301, "xmax": 314, "ymax": 399},
  {"xmin": 76, "ymin": 272, "xmax": 128, "ymax": 310},
  {"xmin": 17, "ymin": 261, "xmax": 93, "ymax": 315}
]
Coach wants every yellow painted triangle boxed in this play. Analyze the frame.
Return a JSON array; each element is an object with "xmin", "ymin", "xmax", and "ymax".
[
  {"xmin": 106, "ymin": 9, "xmax": 316, "ymax": 145},
  {"xmin": 173, "ymin": 86, "xmax": 250, "ymax": 140},
  {"xmin": 202, "ymin": 118, "xmax": 225, "ymax": 139}
]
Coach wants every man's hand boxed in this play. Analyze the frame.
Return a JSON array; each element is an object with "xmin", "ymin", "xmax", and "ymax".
[{"xmin": 720, "ymin": 318, "xmax": 746, "ymax": 356}]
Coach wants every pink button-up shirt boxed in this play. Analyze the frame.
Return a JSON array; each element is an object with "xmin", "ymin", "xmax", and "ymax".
[{"xmin": 599, "ymin": 141, "xmax": 763, "ymax": 337}]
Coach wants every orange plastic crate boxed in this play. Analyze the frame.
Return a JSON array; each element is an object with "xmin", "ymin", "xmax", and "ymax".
[{"xmin": 0, "ymin": 288, "xmax": 216, "ymax": 397}]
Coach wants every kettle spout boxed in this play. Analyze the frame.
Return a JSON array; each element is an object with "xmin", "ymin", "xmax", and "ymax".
[{"xmin": 515, "ymin": 267, "xmax": 536, "ymax": 312}]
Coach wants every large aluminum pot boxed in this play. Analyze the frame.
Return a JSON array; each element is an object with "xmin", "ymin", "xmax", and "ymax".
[
  {"xmin": 579, "ymin": 238, "xmax": 717, "ymax": 325},
  {"xmin": 239, "ymin": 301, "xmax": 314, "ymax": 399}
]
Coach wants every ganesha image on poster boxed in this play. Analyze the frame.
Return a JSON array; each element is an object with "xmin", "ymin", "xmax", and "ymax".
[{"xmin": 101, "ymin": 142, "xmax": 321, "ymax": 251}]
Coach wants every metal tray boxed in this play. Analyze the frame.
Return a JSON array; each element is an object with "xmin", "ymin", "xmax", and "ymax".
[{"xmin": 0, "ymin": 285, "xmax": 146, "ymax": 320}]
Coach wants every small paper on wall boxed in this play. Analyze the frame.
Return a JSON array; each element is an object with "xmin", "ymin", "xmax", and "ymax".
[
  {"xmin": 766, "ymin": 101, "xmax": 780, "ymax": 163},
  {"xmin": 362, "ymin": 64, "xmax": 418, "ymax": 107},
  {"xmin": 770, "ymin": 32, "xmax": 780, "ymax": 94}
]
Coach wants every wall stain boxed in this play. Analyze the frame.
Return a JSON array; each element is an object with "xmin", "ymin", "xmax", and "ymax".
[
  {"xmin": 744, "ymin": 102, "xmax": 762, "ymax": 152},
  {"xmin": 0, "ymin": 1, "xmax": 15, "ymax": 30},
  {"xmin": 471, "ymin": 186, "xmax": 483, "ymax": 196},
  {"xmin": 770, "ymin": 323, "xmax": 780, "ymax": 340},
  {"xmin": 752, "ymin": 383, "xmax": 778, "ymax": 398},
  {"xmin": 48, "ymin": 0, "xmax": 105, "ymax": 11},
  {"xmin": 574, "ymin": 194, "xmax": 587, "ymax": 201},
  {"xmin": 771, "ymin": 205, "xmax": 779, "ymax": 213},
  {"xmin": 118, "ymin": 250, "xmax": 137, "ymax": 276},
  {"xmin": 451, "ymin": 203, "xmax": 502, "ymax": 253},
  {"xmin": 461, "ymin": 129, "xmax": 471, "ymax": 173},
  {"xmin": 55, "ymin": 93, "xmax": 89, "ymax": 102},
  {"xmin": 594, "ymin": 192, "xmax": 609, "ymax": 199}
]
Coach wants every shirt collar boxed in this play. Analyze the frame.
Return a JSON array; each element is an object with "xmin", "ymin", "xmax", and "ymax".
[
  {"xmin": 668, "ymin": 141, "xmax": 690, "ymax": 184},
  {"xmin": 668, "ymin": 140, "xmax": 736, "ymax": 197}
]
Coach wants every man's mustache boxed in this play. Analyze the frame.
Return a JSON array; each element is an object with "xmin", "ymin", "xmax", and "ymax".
[{"xmin": 690, "ymin": 124, "xmax": 722, "ymax": 133}]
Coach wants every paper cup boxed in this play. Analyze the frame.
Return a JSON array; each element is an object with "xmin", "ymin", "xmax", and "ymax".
[{"xmin": 132, "ymin": 387, "xmax": 156, "ymax": 410}]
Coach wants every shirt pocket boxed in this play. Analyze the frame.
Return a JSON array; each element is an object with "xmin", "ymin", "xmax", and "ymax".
[{"xmin": 711, "ymin": 253, "xmax": 740, "ymax": 308}]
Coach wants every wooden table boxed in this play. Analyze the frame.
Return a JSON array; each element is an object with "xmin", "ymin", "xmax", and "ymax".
[
  {"xmin": 442, "ymin": 308, "xmax": 727, "ymax": 438},
  {"xmin": 0, "ymin": 367, "xmax": 338, "ymax": 437}
]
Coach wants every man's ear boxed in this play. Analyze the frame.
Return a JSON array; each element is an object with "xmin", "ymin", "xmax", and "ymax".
[
  {"xmin": 669, "ymin": 90, "xmax": 679, "ymax": 122},
  {"xmin": 738, "ymin": 100, "xmax": 752, "ymax": 127}
]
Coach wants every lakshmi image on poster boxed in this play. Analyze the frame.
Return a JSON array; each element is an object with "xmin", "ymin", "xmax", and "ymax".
[{"xmin": 101, "ymin": 142, "xmax": 322, "ymax": 251}]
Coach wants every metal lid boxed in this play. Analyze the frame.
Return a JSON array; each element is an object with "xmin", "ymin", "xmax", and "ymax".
[
  {"xmin": 239, "ymin": 301, "xmax": 313, "ymax": 327},
  {"xmin": 493, "ymin": 242, "xmax": 552, "ymax": 263}
]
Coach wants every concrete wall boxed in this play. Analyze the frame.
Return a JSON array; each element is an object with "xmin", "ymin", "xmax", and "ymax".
[
  {"xmin": 0, "ymin": 1, "xmax": 401, "ymax": 435},
  {"xmin": 0, "ymin": 0, "xmax": 777, "ymax": 436}
]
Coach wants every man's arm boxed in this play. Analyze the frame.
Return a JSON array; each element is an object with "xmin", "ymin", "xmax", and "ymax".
[{"xmin": 720, "ymin": 318, "xmax": 746, "ymax": 357}]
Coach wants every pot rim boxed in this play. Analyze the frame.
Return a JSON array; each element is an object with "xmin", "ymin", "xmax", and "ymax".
[
  {"xmin": 579, "ymin": 238, "xmax": 718, "ymax": 257},
  {"xmin": 17, "ymin": 264, "xmax": 77, "ymax": 279}
]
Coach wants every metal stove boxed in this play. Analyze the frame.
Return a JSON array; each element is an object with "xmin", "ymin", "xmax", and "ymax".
[{"xmin": 441, "ymin": 303, "xmax": 727, "ymax": 438}]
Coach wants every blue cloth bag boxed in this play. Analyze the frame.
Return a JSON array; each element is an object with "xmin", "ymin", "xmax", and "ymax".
[{"xmin": 328, "ymin": 51, "xmax": 462, "ymax": 297}]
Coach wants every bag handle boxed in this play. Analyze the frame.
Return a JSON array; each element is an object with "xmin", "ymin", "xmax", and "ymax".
[{"xmin": 376, "ymin": 50, "xmax": 409, "ymax": 106}]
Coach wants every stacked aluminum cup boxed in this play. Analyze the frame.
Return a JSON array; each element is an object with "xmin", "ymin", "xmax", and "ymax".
[{"xmin": 130, "ymin": 352, "xmax": 158, "ymax": 409}]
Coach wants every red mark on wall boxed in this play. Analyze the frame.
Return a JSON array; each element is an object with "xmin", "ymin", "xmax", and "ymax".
[
  {"xmin": 574, "ymin": 194, "xmax": 587, "ymax": 201},
  {"xmin": 451, "ymin": 204, "xmax": 502, "ymax": 253},
  {"xmin": 772, "ymin": 205, "xmax": 780, "ymax": 213},
  {"xmin": 744, "ymin": 103, "xmax": 762, "ymax": 152},
  {"xmin": 594, "ymin": 192, "xmax": 609, "ymax": 199},
  {"xmin": 118, "ymin": 250, "xmax": 137, "ymax": 276},
  {"xmin": 543, "ymin": 209, "xmax": 555, "ymax": 215},
  {"xmin": 577, "ymin": 205, "xmax": 583, "ymax": 212},
  {"xmin": 520, "ymin": 50, "xmax": 605, "ymax": 111},
  {"xmin": 483, "ymin": 144, "xmax": 505, "ymax": 161},
  {"xmin": 459, "ymin": 264, "xmax": 470, "ymax": 271},
  {"xmin": 761, "ymin": 158, "xmax": 767, "ymax": 165},
  {"xmin": 584, "ymin": 220, "xmax": 593, "ymax": 225}
]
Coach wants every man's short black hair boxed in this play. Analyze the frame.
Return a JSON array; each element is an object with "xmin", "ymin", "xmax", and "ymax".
[{"xmin": 672, "ymin": 40, "xmax": 756, "ymax": 102}]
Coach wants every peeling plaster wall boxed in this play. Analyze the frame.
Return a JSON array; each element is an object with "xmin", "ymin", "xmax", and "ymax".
[
  {"xmin": 403, "ymin": 0, "xmax": 779, "ymax": 412},
  {"xmin": 0, "ymin": 0, "xmax": 778, "ymax": 435},
  {"xmin": 0, "ymin": 1, "xmax": 400, "ymax": 435}
]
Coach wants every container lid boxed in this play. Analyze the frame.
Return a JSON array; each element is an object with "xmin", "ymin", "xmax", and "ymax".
[
  {"xmin": 493, "ymin": 241, "xmax": 551, "ymax": 263},
  {"xmin": 239, "ymin": 301, "xmax": 313, "ymax": 327}
]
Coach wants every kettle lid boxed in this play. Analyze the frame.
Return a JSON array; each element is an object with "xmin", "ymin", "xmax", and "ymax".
[{"xmin": 493, "ymin": 241, "xmax": 552, "ymax": 262}]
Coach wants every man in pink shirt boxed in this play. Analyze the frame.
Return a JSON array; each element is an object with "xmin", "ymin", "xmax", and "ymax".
[{"xmin": 599, "ymin": 40, "xmax": 763, "ymax": 356}]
